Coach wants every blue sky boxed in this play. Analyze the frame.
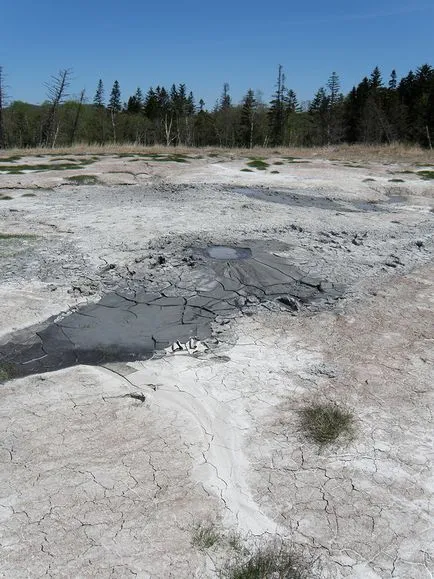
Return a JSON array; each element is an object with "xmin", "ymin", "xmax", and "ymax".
[{"xmin": 1, "ymin": 0, "xmax": 433, "ymax": 108}]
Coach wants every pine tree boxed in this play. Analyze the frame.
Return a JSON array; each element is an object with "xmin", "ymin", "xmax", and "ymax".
[
  {"xmin": 126, "ymin": 87, "xmax": 143, "ymax": 114},
  {"xmin": 240, "ymin": 89, "xmax": 257, "ymax": 148},
  {"xmin": 94, "ymin": 79, "xmax": 105, "ymax": 107},
  {"xmin": 309, "ymin": 87, "xmax": 329, "ymax": 144},
  {"xmin": 108, "ymin": 80, "xmax": 121, "ymax": 142},
  {"xmin": 370, "ymin": 66, "xmax": 383, "ymax": 89},
  {"xmin": 220, "ymin": 83, "xmax": 231, "ymax": 110},
  {"xmin": 108, "ymin": 80, "xmax": 122, "ymax": 113},
  {"xmin": 325, "ymin": 72, "xmax": 343, "ymax": 143},
  {"xmin": 389, "ymin": 70, "xmax": 397, "ymax": 90}
]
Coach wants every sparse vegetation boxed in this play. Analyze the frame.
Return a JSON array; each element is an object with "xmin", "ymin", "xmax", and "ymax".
[
  {"xmin": 299, "ymin": 402, "xmax": 354, "ymax": 445},
  {"xmin": 241, "ymin": 168, "xmax": 253, "ymax": 172},
  {"xmin": 271, "ymin": 170, "xmax": 280, "ymax": 174},
  {"xmin": 66, "ymin": 175, "xmax": 101, "ymax": 185},
  {"xmin": 363, "ymin": 178, "xmax": 376, "ymax": 182},
  {"xmin": 0, "ymin": 195, "xmax": 13, "ymax": 200},
  {"xmin": 0, "ymin": 233, "xmax": 36, "ymax": 240},
  {"xmin": 0, "ymin": 160, "xmax": 95, "ymax": 174},
  {"xmin": 417, "ymin": 170, "xmax": 434, "ymax": 180},
  {"xmin": 0, "ymin": 362, "xmax": 19, "ymax": 382},
  {"xmin": 224, "ymin": 543, "xmax": 308, "ymax": 579},
  {"xmin": 247, "ymin": 158, "xmax": 269, "ymax": 170},
  {"xmin": 191, "ymin": 522, "xmax": 221, "ymax": 550},
  {"xmin": 388, "ymin": 178, "xmax": 405, "ymax": 182}
]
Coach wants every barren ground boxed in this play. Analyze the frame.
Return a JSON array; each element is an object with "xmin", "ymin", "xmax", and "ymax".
[{"xmin": 0, "ymin": 149, "xmax": 433, "ymax": 578}]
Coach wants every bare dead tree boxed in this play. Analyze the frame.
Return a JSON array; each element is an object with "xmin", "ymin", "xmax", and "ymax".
[
  {"xmin": 0, "ymin": 66, "xmax": 6, "ymax": 149},
  {"xmin": 41, "ymin": 68, "xmax": 72, "ymax": 147},
  {"xmin": 69, "ymin": 89, "xmax": 86, "ymax": 146}
]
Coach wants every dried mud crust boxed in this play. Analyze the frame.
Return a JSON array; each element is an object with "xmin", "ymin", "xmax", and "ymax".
[{"xmin": 0, "ymin": 155, "xmax": 433, "ymax": 578}]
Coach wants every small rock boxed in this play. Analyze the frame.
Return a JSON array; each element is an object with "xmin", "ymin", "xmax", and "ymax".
[
  {"xmin": 246, "ymin": 295, "xmax": 259, "ymax": 304},
  {"xmin": 277, "ymin": 296, "xmax": 299, "ymax": 311}
]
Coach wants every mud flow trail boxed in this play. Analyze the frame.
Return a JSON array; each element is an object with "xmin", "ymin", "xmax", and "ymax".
[{"xmin": 0, "ymin": 153, "xmax": 433, "ymax": 578}]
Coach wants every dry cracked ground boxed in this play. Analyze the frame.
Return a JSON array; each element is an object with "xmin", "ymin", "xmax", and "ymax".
[{"xmin": 0, "ymin": 150, "xmax": 433, "ymax": 578}]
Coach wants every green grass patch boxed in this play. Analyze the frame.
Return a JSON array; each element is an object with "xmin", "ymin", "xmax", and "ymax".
[
  {"xmin": 0, "ymin": 155, "xmax": 23, "ymax": 162},
  {"xmin": 0, "ymin": 195, "xmax": 13, "ymax": 200},
  {"xmin": 191, "ymin": 522, "xmax": 221, "ymax": 550},
  {"xmin": 0, "ymin": 362, "xmax": 20, "ymax": 382},
  {"xmin": 21, "ymin": 193, "xmax": 37, "ymax": 197},
  {"xmin": 273, "ymin": 161, "xmax": 284, "ymax": 165},
  {"xmin": 0, "ymin": 162, "xmax": 93, "ymax": 174},
  {"xmin": 0, "ymin": 232, "xmax": 36, "ymax": 240},
  {"xmin": 299, "ymin": 403, "xmax": 354, "ymax": 446},
  {"xmin": 417, "ymin": 170, "xmax": 434, "ymax": 180},
  {"xmin": 388, "ymin": 178, "xmax": 405, "ymax": 182},
  {"xmin": 247, "ymin": 158, "xmax": 269, "ymax": 170},
  {"xmin": 66, "ymin": 174, "xmax": 101, "ymax": 185},
  {"xmin": 241, "ymin": 168, "xmax": 253, "ymax": 172},
  {"xmin": 123, "ymin": 153, "xmax": 190, "ymax": 163}
]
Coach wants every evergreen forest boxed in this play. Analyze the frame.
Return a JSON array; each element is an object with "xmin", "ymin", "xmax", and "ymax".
[{"xmin": 0, "ymin": 63, "xmax": 433, "ymax": 149}]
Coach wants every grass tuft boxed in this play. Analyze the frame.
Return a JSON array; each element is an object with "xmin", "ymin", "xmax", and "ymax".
[
  {"xmin": 66, "ymin": 175, "xmax": 101, "ymax": 185},
  {"xmin": 191, "ymin": 522, "xmax": 221, "ymax": 550},
  {"xmin": 299, "ymin": 402, "xmax": 354, "ymax": 445},
  {"xmin": 0, "ymin": 362, "xmax": 19, "ymax": 382},
  {"xmin": 225, "ymin": 543, "xmax": 308, "ymax": 579}
]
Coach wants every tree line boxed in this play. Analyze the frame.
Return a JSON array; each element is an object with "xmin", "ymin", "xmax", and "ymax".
[{"xmin": 0, "ymin": 63, "xmax": 433, "ymax": 149}]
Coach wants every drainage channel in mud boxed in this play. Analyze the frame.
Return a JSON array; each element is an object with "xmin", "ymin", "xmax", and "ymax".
[{"xmin": 0, "ymin": 243, "xmax": 344, "ymax": 380}]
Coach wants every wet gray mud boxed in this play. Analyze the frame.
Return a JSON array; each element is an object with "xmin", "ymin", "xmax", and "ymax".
[
  {"xmin": 231, "ymin": 186, "xmax": 385, "ymax": 212},
  {"xmin": 0, "ymin": 243, "xmax": 344, "ymax": 379}
]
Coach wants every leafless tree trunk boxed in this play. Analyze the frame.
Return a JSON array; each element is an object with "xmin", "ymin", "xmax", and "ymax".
[
  {"xmin": 110, "ymin": 109, "xmax": 117, "ymax": 143},
  {"xmin": 41, "ymin": 69, "xmax": 72, "ymax": 147},
  {"xmin": 0, "ymin": 66, "xmax": 6, "ymax": 149},
  {"xmin": 164, "ymin": 114, "xmax": 174, "ymax": 146},
  {"xmin": 426, "ymin": 125, "xmax": 433, "ymax": 150},
  {"xmin": 69, "ymin": 89, "xmax": 85, "ymax": 146}
]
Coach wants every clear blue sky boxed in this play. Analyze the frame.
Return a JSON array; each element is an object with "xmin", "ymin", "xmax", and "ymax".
[{"xmin": 1, "ymin": 0, "xmax": 433, "ymax": 108}]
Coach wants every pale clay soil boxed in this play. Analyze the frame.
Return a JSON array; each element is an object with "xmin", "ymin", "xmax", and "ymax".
[{"xmin": 0, "ymin": 152, "xmax": 433, "ymax": 578}]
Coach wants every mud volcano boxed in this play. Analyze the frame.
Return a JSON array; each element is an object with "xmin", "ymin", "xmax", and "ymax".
[{"xmin": 0, "ymin": 243, "xmax": 344, "ymax": 379}]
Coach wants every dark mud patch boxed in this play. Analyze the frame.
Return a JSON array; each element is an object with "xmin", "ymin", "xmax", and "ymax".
[
  {"xmin": 0, "ymin": 244, "xmax": 344, "ymax": 380},
  {"xmin": 230, "ymin": 187, "xmax": 385, "ymax": 213},
  {"xmin": 205, "ymin": 246, "xmax": 252, "ymax": 260}
]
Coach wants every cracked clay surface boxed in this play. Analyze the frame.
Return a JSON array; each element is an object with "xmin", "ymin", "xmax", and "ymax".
[{"xmin": 0, "ymin": 153, "xmax": 433, "ymax": 577}]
